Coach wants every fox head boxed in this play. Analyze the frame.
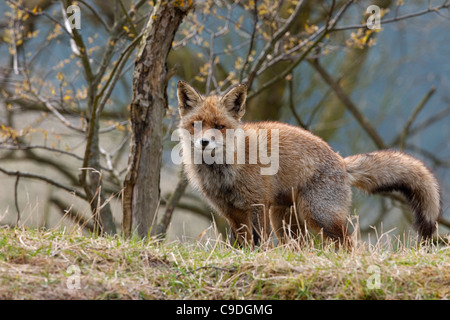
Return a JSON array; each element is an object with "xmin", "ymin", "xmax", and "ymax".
[{"xmin": 177, "ymin": 81, "xmax": 247, "ymax": 152}]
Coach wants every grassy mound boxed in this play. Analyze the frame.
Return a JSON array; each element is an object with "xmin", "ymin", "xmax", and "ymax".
[{"xmin": 0, "ymin": 226, "xmax": 449, "ymax": 299}]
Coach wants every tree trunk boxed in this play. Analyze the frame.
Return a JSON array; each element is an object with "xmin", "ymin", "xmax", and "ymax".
[{"xmin": 122, "ymin": 0, "xmax": 191, "ymax": 238}]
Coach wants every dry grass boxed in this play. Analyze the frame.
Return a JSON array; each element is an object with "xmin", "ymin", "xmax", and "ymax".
[{"xmin": 0, "ymin": 225, "xmax": 449, "ymax": 300}]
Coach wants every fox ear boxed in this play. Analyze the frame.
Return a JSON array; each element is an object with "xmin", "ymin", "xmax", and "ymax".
[
  {"xmin": 177, "ymin": 80, "xmax": 203, "ymax": 117},
  {"xmin": 221, "ymin": 83, "xmax": 247, "ymax": 120}
]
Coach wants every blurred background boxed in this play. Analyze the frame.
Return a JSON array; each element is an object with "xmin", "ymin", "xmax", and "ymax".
[{"xmin": 0, "ymin": 0, "xmax": 449, "ymax": 242}]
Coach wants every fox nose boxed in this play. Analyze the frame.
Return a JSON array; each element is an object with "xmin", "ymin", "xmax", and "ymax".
[{"xmin": 201, "ymin": 138, "xmax": 209, "ymax": 148}]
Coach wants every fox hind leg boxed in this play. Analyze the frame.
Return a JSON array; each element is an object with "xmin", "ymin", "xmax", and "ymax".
[{"xmin": 298, "ymin": 171, "xmax": 353, "ymax": 249}]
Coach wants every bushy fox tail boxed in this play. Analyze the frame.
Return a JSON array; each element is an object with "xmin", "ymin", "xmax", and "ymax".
[{"xmin": 344, "ymin": 150, "xmax": 441, "ymax": 239}]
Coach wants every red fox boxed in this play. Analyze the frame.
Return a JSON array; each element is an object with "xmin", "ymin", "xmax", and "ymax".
[{"xmin": 176, "ymin": 80, "xmax": 442, "ymax": 247}]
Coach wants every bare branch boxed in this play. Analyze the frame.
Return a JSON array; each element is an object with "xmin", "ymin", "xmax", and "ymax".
[
  {"xmin": 405, "ymin": 143, "xmax": 450, "ymax": 168},
  {"xmin": 60, "ymin": 0, "xmax": 94, "ymax": 84},
  {"xmin": 239, "ymin": 0, "xmax": 259, "ymax": 82},
  {"xmin": 33, "ymin": 92, "xmax": 86, "ymax": 133},
  {"xmin": 154, "ymin": 170, "xmax": 189, "ymax": 238},
  {"xmin": 306, "ymin": 88, "xmax": 333, "ymax": 129},
  {"xmin": 247, "ymin": 0, "xmax": 351, "ymax": 100},
  {"xmin": 398, "ymin": 86, "xmax": 436, "ymax": 150},
  {"xmin": 14, "ymin": 175, "xmax": 20, "ymax": 225},
  {"xmin": 6, "ymin": 96, "xmax": 128, "ymax": 120},
  {"xmin": 96, "ymin": 34, "xmax": 143, "ymax": 115},
  {"xmin": 118, "ymin": 0, "xmax": 138, "ymax": 36},
  {"xmin": 5, "ymin": 0, "xmax": 73, "ymax": 38},
  {"xmin": 0, "ymin": 167, "xmax": 87, "ymax": 200},
  {"xmin": 92, "ymin": 0, "xmax": 147, "ymax": 88},
  {"xmin": 0, "ymin": 144, "xmax": 118, "ymax": 174},
  {"xmin": 287, "ymin": 74, "xmax": 306, "ymax": 129},
  {"xmin": 245, "ymin": 0, "xmax": 305, "ymax": 89},
  {"xmin": 333, "ymin": 2, "xmax": 450, "ymax": 31},
  {"xmin": 0, "ymin": 142, "xmax": 82, "ymax": 157},
  {"xmin": 77, "ymin": 0, "xmax": 112, "ymax": 32},
  {"xmin": 1, "ymin": 152, "xmax": 79, "ymax": 188},
  {"xmin": 308, "ymin": 59, "xmax": 386, "ymax": 149},
  {"xmin": 391, "ymin": 105, "xmax": 450, "ymax": 146}
]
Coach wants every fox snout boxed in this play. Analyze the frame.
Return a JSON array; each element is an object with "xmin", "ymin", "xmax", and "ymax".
[
  {"xmin": 195, "ymin": 137, "xmax": 216, "ymax": 150},
  {"xmin": 194, "ymin": 134, "xmax": 221, "ymax": 151},
  {"xmin": 200, "ymin": 138, "xmax": 210, "ymax": 148}
]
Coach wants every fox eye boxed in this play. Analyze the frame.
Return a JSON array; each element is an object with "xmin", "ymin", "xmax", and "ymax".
[{"xmin": 215, "ymin": 124, "xmax": 225, "ymax": 130}]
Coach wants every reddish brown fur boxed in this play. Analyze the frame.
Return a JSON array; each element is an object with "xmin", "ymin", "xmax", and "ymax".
[{"xmin": 177, "ymin": 81, "xmax": 442, "ymax": 248}]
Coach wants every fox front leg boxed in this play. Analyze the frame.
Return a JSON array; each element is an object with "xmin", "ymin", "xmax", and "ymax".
[{"xmin": 225, "ymin": 209, "xmax": 254, "ymax": 248}]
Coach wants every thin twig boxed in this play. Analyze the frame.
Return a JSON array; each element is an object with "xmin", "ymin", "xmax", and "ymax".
[
  {"xmin": 287, "ymin": 74, "xmax": 306, "ymax": 129},
  {"xmin": 333, "ymin": 2, "xmax": 450, "ymax": 31},
  {"xmin": 60, "ymin": 0, "xmax": 93, "ymax": 81},
  {"xmin": 306, "ymin": 88, "xmax": 333, "ymax": 128},
  {"xmin": 91, "ymin": 0, "xmax": 147, "ymax": 89},
  {"xmin": 96, "ymin": 34, "xmax": 142, "ymax": 115},
  {"xmin": 118, "ymin": 0, "xmax": 138, "ymax": 36},
  {"xmin": 14, "ymin": 175, "xmax": 20, "ymax": 225},
  {"xmin": 391, "ymin": 103, "xmax": 448, "ymax": 148},
  {"xmin": 398, "ymin": 86, "xmax": 436, "ymax": 150},
  {"xmin": 33, "ymin": 95, "xmax": 85, "ymax": 133}
]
